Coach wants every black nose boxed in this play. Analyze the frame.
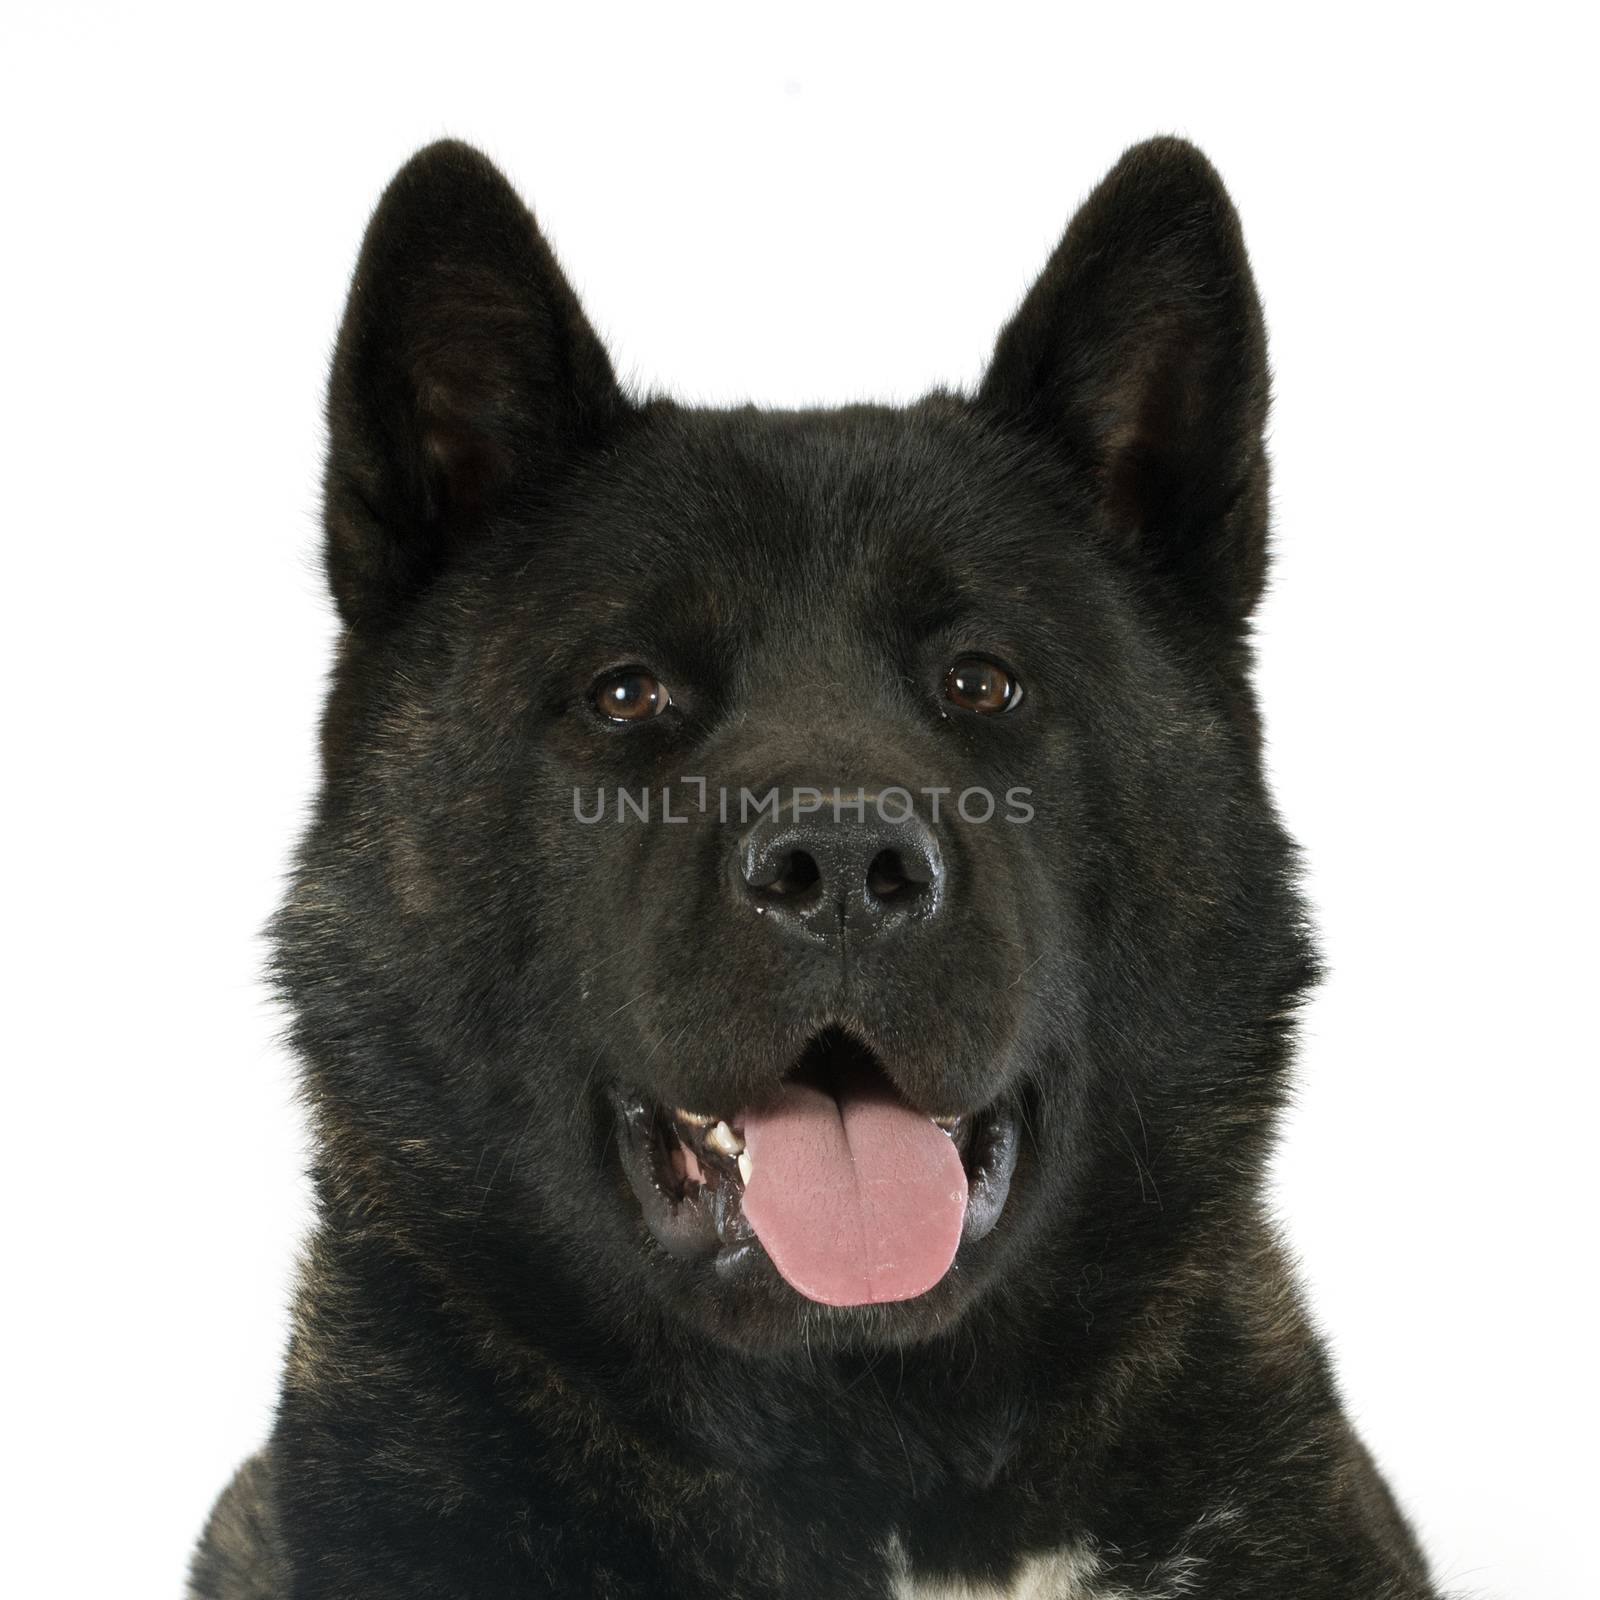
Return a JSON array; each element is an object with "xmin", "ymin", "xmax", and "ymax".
[{"xmin": 737, "ymin": 797, "xmax": 944, "ymax": 946}]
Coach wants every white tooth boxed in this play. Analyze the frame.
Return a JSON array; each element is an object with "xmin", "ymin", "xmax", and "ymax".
[
  {"xmin": 708, "ymin": 1120, "xmax": 744, "ymax": 1157},
  {"xmin": 737, "ymin": 1150, "xmax": 754, "ymax": 1185}
]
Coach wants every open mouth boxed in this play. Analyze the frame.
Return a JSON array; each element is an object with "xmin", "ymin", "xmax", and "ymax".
[{"xmin": 611, "ymin": 1029, "xmax": 1019, "ymax": 1308}]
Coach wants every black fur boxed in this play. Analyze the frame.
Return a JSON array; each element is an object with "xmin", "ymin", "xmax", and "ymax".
[{"xmin": 191, "ymin": 137, "xmax": 1436, "ymax": 1598}]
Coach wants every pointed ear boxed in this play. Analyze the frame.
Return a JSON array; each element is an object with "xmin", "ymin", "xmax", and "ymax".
[
  {"xmin": 977, "ymin": 138, "xmax": 1270, "ymax": 627},
  {"xmin": 322, "ymin": 140, "xmax": 624, "ymax": 627}
]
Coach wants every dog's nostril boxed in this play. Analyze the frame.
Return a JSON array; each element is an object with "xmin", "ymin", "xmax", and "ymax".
[
  {"xmin": 867, "ymin": 849, "xmax": 921, "ymax": 902},
  {"xmin": 766, "ymin": 849, "xmax": 820, "ymax": 898}
]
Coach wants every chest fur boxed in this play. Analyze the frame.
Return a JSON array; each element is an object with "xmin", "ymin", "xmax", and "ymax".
[{"xmin": 885, "ymin": 1538, "xmax": 1203, "ymax": 1599}]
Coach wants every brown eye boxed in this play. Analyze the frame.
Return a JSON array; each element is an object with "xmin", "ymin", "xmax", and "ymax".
[
  {"xmin": 593, "ymin": 669, "xmax": 669, "ymax": 723},
  {"xmin": 944, "ymin": 656, "xmax": 1021, "ymax": 714}
]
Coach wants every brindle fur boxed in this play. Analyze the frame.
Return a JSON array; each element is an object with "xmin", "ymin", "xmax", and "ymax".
[{"xmin": 191, "ymin": 138, "xmax": 1437, "ymax": 1597}]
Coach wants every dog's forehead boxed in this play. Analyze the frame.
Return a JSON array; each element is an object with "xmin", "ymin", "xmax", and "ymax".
[{"xmin": 547, "ymin": 405, "xmax": 1067, "ymax": 625}]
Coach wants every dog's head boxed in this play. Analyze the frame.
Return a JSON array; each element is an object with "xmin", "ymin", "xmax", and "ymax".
[{"xmin": 280, "ymin": 139, "xmax": 1312, "ymax": 1352}]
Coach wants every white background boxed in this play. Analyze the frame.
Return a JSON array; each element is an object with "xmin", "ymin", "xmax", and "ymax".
[{"xmin": 4, "ymin": 5, "xmax": 1595, "ymax": 1596}]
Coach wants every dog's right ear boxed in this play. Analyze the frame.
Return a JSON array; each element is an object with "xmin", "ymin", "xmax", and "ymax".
[{"xmin": 322, "ymin": 141, "xmax": 623, "ymax": 628}]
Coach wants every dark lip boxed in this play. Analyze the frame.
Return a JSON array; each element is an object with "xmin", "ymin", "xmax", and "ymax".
[
  {"xmin": 609, "ymin": 1089, "xmax": 758, "ymax": 1260},
  {"xmin": 606, "ymin": 1073, "xmax": 1021, "ymax": 1285}
]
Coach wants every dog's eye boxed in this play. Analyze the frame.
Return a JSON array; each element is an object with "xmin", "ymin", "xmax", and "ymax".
[
  {"xmin": 593, "ymin": 668, "xmax": 670, "ymax": 723},
  {"xmin": 945, "ymin": 656, "xmax": 1021, "ymax": 714}
]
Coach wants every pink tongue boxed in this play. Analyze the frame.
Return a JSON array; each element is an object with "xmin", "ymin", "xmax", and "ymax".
[{"xmin": 739, "ymin": 1073, "xmax": 968, "ymax": 1307}]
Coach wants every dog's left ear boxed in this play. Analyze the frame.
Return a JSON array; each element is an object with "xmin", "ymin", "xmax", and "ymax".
[{"xmin": 978, "ymin": 138, "xmax": 1270, "ymax": 627}]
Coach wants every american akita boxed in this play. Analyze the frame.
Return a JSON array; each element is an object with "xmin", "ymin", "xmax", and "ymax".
[{"xmin": 193, "ymin": 137, "xmax": 1435, "ymax": 1598}]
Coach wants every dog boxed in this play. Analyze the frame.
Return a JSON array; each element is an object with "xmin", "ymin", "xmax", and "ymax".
[{"xmin": 191, "ymin": 136, "xmax": 1437, "ymax": 1598}]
